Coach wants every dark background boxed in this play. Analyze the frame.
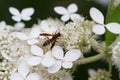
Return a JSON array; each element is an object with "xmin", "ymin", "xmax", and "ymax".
[
  {"xmin": 0, "ymin": 0, "xmax": 119, "ymax": 80},
  {"xmin": 0, "ymin": 0, "xmax": 107, "ymax": 27}
]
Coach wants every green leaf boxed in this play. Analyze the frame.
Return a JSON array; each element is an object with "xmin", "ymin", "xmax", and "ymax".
[{"xmin": 105, "ymin": 4, "xmax": 120, "ymax": 46}]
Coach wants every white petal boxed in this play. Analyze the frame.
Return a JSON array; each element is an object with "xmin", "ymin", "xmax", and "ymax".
[
  {"xmin": 52, "ymin": 45, "xmax": 64, "ymax": 59},
  {"xmin": 70, "ymin": 13, "xmax": 82, "ymax": 21},
  {"xmin": 54, "ymin": 7, "xmax": 68, "ymax": 15},
  {"xmin": 68, "ymin": 3, "xmax": 78, "ymax": 13},
  {"xmin": 27, "ymin": 39, "xmax": 39, "ymax": 45},
  {"xmin": 40, "ymin": 21, "xmax": 49, "ymax": 31},
  {"xmin": 1, "ymin": 51, "xmax": 14, "ymax": 62},
  {"xmin": 105, "ymin": 23, "xmax": 120, "ymax": 34},
  {"xmin": 42, "ymin": 57, "xmax": 56, "ymax": 67},
  {"xmin": 48, "ymin": 60, "xmax": 62, "ymax": 73},
  {"xmin": 92, "ymin": 25, "xmax": 105, "ymax": 35},
  {"xmin": 15, "ymin": 32, "xmax": 28, "ymax": 40},
  {"xmin": 88, "ymin": 69, "xmax": 97, "ymax": 77},
  {"xmin": 12, "ymin": 16, "xmax": 21, "ymax": 22},
  {"xmin": 31, "ymin": 45, "xmax": 43, "ymax": 56},
  {"xmin": 14, "ymin": 22, "xmax": 25, "ymax": 30},
  {"xmin": 0, "ymin": 21, "xmax": 6, "ymax": 27},
  {"xmin": 61, "ymin": 14, "xmax": 70, "ymax": 22},
  {"xmin": 30, "ymin": 28, "xmax": 40, "ymax": 38},
  {"xmin": 26, "ymin": 73, "xmax": 40, "ymax": 80},
  {"xmin": 64, "ymin": 49, "xmax": 82, "ymax": 61},
  {"xmin": 90, "ymin": 7, "xmax": 104, "ymax": 24},
  {"xmin": 18, "ymin": 61, "xmax": 30, "ymax": 78},
  {"xmin": 10, "ymin": 73, "xmax": 23, "ymax": 80},
  {"xmin": 21, "ymin": 8, "xmax": 34, "ymax": 16},
  {"xmin": 22, "ymin": 16, "xmax": 31, "ymax": 21},
  {"xmin": 27, "ymin": 56, "xmax": 42, "ymax": 66},
  {"xmin": 9, "ymin": 7, "xmax": 20, "ymax": 16},
  {"xmin": 62, "ymin": 61, "xmax": 73, "ymax": 68}
]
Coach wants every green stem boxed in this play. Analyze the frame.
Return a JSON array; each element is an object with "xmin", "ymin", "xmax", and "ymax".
[{"xmin": 74, "ymin": 53, "xmax": 106, "ymax": 65}]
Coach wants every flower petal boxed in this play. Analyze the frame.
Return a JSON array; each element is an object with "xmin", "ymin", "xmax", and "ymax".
[
  {"xmin": 62, "ymin": 61, "xmax": 73, "ymax": 68},
  {"xmin": 105, "ymin": 23, "xmax": 120, "ymax": 34},
  {"xmin": 52, "ymin": 45, "xmax": 64, "ymax": 59},
  {"xmin": 9, "ymin": 7, "xmax": 20, "ymax": 16},
  {"xmin": 54, "ymin": 7, "xmax": 68, "ymax": 15},
  {"xmin": 21, "ymin": 8, "xmax": 34, "ymax": 21},
  {"xmin": 61, "ymin": 14, "xmax": 70, "ymax": 22},
  {"xmin": 70, "ymin": 13, "xmax": 84, "ymax": 21},
  {"xmin": 68, "ymin": 3, "xmax": 78, "ymax": 13},
  {"xmin": 12, "ymin": 16, "xmax": 21, "ymax": 22},
  {"xmin": 88, "ymin": 69, "xmax": 97, "ymax": 77},
  {"xmin": 27, "ymin": 39, "xmax": 39, "ymax": 45},
  {"xmin": 21, "ymin": 8, "xmax": 34, "ymax": 17},
  {"xmin": 42, "ymin": 57, "xmax": 56, "ymax": 67},
  {"xmin": 18, "ymin": 61, "xmax": 30, "ymax": 78},
  {"xmin": 30, "ymin": 28, "xmax": 40, "ymax": 38},
  {"xmin": 64, "ymin": 49, "xmax": 82, "ymax": 61},
  {"xmin": 27, "ymin": 56, "xmax": 42, "ymax": 66},
  {"xmin": 1, "ymin": 51, "xmax": 14, "ymax": 62},
  {"xmin": 48, "ymin": 60, "xmax": 62, "ymax": 73},
  {"xmin": 14, "ymin": 22, "xmax": 25, "ymax": 30},
  {"xmin": 22, "ymin": 16, "xmax": 31, "ymax": 21},
  {"xmin": 90, "ymin": 7, "xmax": 104, "ymax": 24},
  {"xmin": 26, "ymin": 73, "xmax": 40, "ymax": 80},
  {"xmin": 15, "ymin": 32, "xmax": 28, "ymax": 40},
  {"xmin": 31, "ymin": 45, "xmax": 43, "ymax": 56},
  {"xmin": 92, "ymin": 25, "xmax": 105, "ymax": 35},
  {"xmin": 10, "ymin": 72, "xmax": 23, "ymax": 80}
]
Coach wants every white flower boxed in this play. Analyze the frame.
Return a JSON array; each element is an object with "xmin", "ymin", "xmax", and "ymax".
[
  {"xmin": 90, "ymin": 7, "xmax": 120, "ymax": 35},
  {"xmin": 112, "ymin": 41, "xmax": 120, "ymax": 71},
  {"xmin": 14, "ymin": 22, "xmax": 25, "ymax": 30},
  {"xmin": 54, "ymin": 3, "xmax": 84, "ymax": 22},
  {"xmin": 47, "ymin": 45, "xmax": 82, "ymax": 73},
  {"xmin": 10, "ymin": 61, "xmax": 40, "ymax": 80},
  {"xmin": 27, "ymin": 45, "xmax": 44, "ymax": 66},
  {"xmin": 27, "ymin": 45, "xmax": 56, "ymax": 67},
  {"xmin": 15, "ymin": 28, "xmax": 40, "ymax": 45},
  {"xmin": 9, "ymin": 7, "xmax": 34, "ymax": 22}
]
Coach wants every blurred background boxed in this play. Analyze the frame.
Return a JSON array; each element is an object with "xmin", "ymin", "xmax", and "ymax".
[
  {"xmin": 0, "ymin": 0, "xmax": 119, "ymax": 80},
  {"xmin": 0, "ymin": 0, "xmax": 109, "ymax": 27}
]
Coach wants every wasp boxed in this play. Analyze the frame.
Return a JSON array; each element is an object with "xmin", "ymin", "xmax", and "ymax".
[{"xmin": 40, "ymin": 31, "xmax": 61, "ymax": 49}]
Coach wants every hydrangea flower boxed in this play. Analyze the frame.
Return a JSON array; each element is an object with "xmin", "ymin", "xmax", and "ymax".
[
  {"xmin": 90, "ymin": 7, "xmax": 120, "ymax": 35},
  {"xmin": 9, "ymin": 7, "xmax": 34, "ymax": 22},
  {"xmin": 9, "ymin": 7, "xmax": 34, "ymax": 30},
  {"xmin": 10, "ymin": 61, "xmax": 40, "ymax": 80},
  {"xmin": 15, "ymin": 27, "xmax": 41, "ymax": 45},
  {"xmin": 54, "ymin": 3, "xmax": 84, "ymax": 22},
  {"xmin": 27, "ymin": 45, "xmax": 44, "ymax": 66},
  {"xmin": 112, "ymin": 41, "xmax": 120, "ymax": 71},
  {"xmin": 27, "ymin": 45, "xmax": 56, "ymax": 67},
  {"xmin": 46, "ymin": 45, "xmax": 82, "ymax": 73}
]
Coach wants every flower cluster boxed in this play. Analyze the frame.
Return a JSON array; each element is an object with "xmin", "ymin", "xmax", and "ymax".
[
  {"xmin": 88, "ymin": 69, "xmax": 111, "ymax": 80},
  {"xmin": 112, "ymin": 41, "xmax": 120, "ymax": 71},
  {"xmin": 0, "ymin": 2, "xmax": 120, "ymax": 80}
]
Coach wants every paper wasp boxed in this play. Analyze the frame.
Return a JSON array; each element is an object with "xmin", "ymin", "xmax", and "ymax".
[{"xmin": 40, "ymin": 31, "xmax": 61, "ymax": 49}]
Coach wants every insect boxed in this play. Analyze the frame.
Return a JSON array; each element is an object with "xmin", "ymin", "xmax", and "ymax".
[{"xmin": 40, "ymin": 31, "xmax": 61, "ymax": 49}]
